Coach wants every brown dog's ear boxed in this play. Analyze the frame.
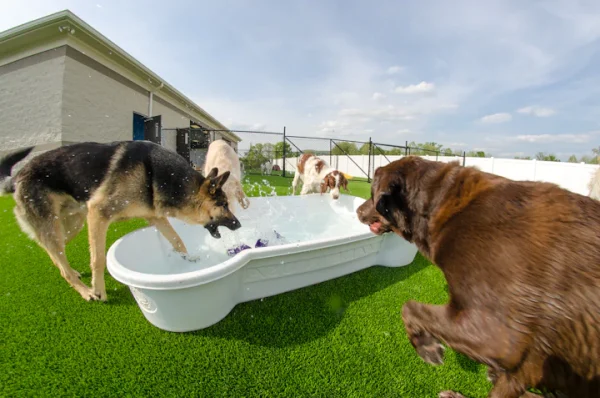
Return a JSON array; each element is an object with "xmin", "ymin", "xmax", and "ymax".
[
  {"xmin": 320, "ymin": 174, "xmax": 332, "ymax": 194},
  {"xmin": 206, "ymin": 167, "xmax": 219, "ymax": 179},
  {"xmin": 375, "ymin": 192, "xmax": 396, "ymax": 224},
  {"xmin": 320, "ymin": 176, "xmax": 328, "ymax": 194},
  {"xmin": 340, "ymin": 174, "xmax": 349, "ymax": 191}
]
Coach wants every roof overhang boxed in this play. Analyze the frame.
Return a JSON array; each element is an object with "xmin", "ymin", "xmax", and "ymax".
[{"xmin": 0, "ymin": 10, "xmax": 241, "ymax": 143}]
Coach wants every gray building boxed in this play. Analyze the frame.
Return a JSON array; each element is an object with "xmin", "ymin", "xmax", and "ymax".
[{"xmin": 0, "ymin": 10, "xmax": 240, "ymax": 166}]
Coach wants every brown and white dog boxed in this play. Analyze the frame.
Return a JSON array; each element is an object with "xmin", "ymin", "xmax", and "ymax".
[
  {"xmin": 357, "ymin": 156, "xmax": 600, "ymax": 398},
  {"xmin": 203, "ymin": 139, "xmax": 250, "ymax": 213},
  {"xmin": 291, "ymin": 154, "xmax": 349, "ymax": 199}
]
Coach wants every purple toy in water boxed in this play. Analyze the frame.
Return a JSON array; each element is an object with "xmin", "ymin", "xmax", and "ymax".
[
  {"xmin": 226, "ymin": 244, "xmax": 251, "ymax": 257},
  {"xmin": 226, "ymin": 231, "xmax": 286, "ymax": 257},
  {"xmin": 255, "ymin": 238, "xmax": 268, "ymax": 248}
]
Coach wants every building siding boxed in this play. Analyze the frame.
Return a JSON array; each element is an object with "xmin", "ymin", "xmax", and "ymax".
[
  {"xmin": 0, "ymin": 43, "xmax": 239, "ymax": 159},
  {"xmin": 62, "ymin": 48, "xmax": 194, "ymax": 153},
  {"xmin": 0, "ymin": 49, "xmax": 65, "ymax": 154}
]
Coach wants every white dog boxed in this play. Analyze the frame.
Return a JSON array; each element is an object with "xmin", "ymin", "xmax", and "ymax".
[
  {"xmin": 261, "ymin": 160, "xmax": 272, "ymax": 175},
  {"xmin": 291, "ymin": 154, "xmax": 349, "ymax": 200},
  {"xmin": 203, "ymin": 140, "xmax": 250, "ymax": 212},
  {"xmin": 588, "ymin": 167, "xmax": 600, "ymax": 201}
]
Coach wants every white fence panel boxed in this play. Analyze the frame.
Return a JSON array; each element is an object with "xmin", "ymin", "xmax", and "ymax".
[{"xmin": 272, "ymin": 154, "xmax": 599, "ymax": 196}]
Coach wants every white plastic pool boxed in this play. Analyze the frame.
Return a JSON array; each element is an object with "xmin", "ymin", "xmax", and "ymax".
[{"xmin": 106, "ymin": 193, "xmax": 418, "ymax": 332}]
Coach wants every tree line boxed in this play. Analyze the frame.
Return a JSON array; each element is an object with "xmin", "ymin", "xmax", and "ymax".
[{"xmin": 515, "ymin": 147, "xmax": 600, "ymax": 164}]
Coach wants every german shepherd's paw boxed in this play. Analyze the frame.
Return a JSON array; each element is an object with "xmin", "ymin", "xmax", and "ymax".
[{"xmin": 439, "ymin": 391, "xmax": 467, "ymax": 398}]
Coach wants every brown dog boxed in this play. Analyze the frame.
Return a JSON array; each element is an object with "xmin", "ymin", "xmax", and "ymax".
[{"xmin": 357, "ymin": 156, "xmax": 600, "ymax": 398}]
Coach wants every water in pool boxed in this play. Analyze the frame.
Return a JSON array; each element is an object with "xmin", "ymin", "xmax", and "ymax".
[{"xmin": 124, "ymin": 180, "xmax": 368, "ymax": 275}]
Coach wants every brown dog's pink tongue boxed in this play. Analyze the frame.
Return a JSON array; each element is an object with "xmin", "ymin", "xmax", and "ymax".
[{"xmin": 369, "ymin": 221, "xmax": 382, "ymax": 233}]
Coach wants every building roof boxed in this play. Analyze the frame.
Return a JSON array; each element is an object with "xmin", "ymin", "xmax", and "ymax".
[{"xmin": 0, "ymin": 10, "xmax": 241, "ymax": 143}]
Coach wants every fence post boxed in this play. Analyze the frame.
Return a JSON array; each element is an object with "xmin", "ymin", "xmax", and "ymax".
[
  {"xmin": 367, "ymin": 137, "xmax": 372, "ymax": 183},
  {"xmin": 405, "ymin": 141, "xmax": 408, "ymax": 156},
  {"xmin": 436, "ymin": 151, "xmax": 439, "ymax": 162},
  {"xmin": 463, "ymin": 151, "xmax": 466, "ymax": 167},
  {"xmin": 282, "ymin": 126, "xmax": 287, "ymax": 177},
  {"xmin": 330, "ymin": 139, "xmax": 332, "ymax": 166}
]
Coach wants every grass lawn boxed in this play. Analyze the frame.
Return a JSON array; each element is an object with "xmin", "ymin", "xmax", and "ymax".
[{"xmin": 0, "ymin": 174, "xmax": 491, "ymax": 397}]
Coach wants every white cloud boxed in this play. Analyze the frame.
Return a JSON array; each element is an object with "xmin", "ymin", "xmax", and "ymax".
[
  {"xmin": 339, "ymin": 106, "xmax": 416, "ymax": 121},
  {"xmin": 479, "ymin": 112, "xmax": 512, "ymax": 124},
  {"xmin": 332, "ymin": 91, "xmax": 360, "ymax": 105},
  {"xmin": 514, "ymin": 132, "xmax": 597, "ymax": 144},
  {"xmin": 386, "ymin": 65, "xmax": 404, "ymax": 75},
  {"xmin": 394, "ymin": 81, "xmax": 435, "ymax": 94},
  {"xmin": 317, "ymin": 119, "xmax": 350, "ymax": 133},
  {"xmin": 372, "ymin": 92, "xmax": 386, "ymax": 101},
  {"xmin": 517, "ymin": 106, "xmax": 556, "ymax": 117}
]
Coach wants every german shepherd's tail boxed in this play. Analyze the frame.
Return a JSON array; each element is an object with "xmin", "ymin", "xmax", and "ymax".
[{"xmin": 0, "ymin": 147, "xmax": 34, "ymax": 195}]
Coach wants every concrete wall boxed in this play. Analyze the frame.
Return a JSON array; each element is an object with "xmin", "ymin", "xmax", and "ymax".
[
  {"xmin": 0, "ymin": 44, "xmax": 239, "ymax": 158},
  {"xmin": 0, "ymin": 48, "xmax": 65, "ymax": 155},
  {"xmin": 62, "ymin": 47, "xmax": 190, "ymax": 153}
]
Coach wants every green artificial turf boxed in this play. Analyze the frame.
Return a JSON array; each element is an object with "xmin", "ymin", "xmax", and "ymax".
[{"xmin": 0, "ymin": 174, "xmax": 491, "ymax": 397}]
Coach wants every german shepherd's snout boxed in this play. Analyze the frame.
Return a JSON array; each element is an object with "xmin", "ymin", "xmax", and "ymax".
[{"xmin": 204, "ymin": 214, "xmax": 241, "ymax": 239}]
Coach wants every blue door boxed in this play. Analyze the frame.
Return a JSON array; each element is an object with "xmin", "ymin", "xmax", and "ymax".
[{"xmin": 132, "ymin": 113, "xmax": 145, "ymax": 141}]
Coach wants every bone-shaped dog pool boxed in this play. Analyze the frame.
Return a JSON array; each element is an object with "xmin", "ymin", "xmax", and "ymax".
[{"xmin": 106, "ymin": 194, "xmax": 418, "ymax": 332}]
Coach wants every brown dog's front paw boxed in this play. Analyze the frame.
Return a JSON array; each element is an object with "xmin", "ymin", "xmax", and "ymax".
[
  {"xmin": 439, "ymin": 391, "xmax": 467, "ymax": 398},
  {"xmin": 408, "ymin": 330, "xmax": 445, "ymax": 365},
  {"xmin": 487, "ymin": 367, "xmax": 499, "ymax": 384},
  {"xmin": 415, "ymin": 339, "xmax": 445, "ymax": 365}
]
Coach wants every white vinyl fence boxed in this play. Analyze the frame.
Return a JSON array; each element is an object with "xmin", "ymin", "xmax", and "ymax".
[{"xmin": 274, "ymin": 155, "xmax": 599, "ymax": 196}]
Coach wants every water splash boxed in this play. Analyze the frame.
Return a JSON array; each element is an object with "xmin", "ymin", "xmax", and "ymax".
[
  {"xmin": 185, "ymin": 179, "xmax": 294, "ymax": 263},
  {"xmin": 147, "ymin": 179, "xmax": 365, "ymax": 275}
]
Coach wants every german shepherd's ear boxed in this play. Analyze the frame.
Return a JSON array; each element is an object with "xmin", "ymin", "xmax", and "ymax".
[
  {"xmin": 206, "ymin": 167, "xmax": 219, "ymax": 179},
  {"xmin": 213, "ymin": 171, "xmax": 230, "ymax": 188}
]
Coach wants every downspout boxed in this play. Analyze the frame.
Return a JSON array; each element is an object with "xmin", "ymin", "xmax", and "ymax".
[{"xmin": 148, "ymin": 82, "xmax": 164, "ymax": 117}]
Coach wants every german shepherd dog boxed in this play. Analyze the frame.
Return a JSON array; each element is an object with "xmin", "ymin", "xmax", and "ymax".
[{"xmin": 0, "ymin": 141, "xmax": 241, "ymax": 302}]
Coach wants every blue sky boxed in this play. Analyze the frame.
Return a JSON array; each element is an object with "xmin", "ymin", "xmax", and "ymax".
[{"xmin": 2, "ymin": 0, "xmax": 600, "ymax": 159}]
